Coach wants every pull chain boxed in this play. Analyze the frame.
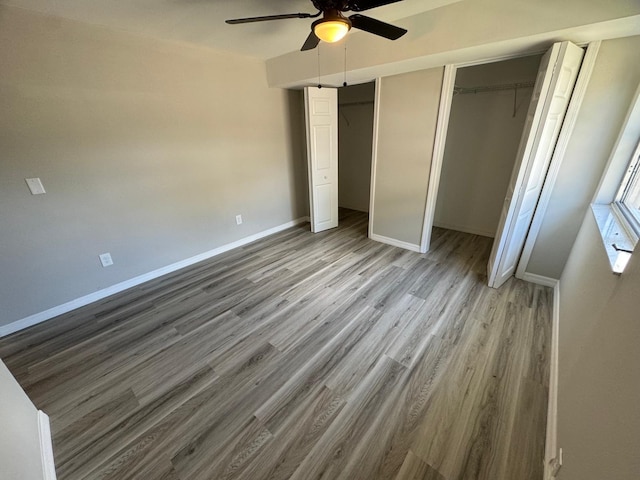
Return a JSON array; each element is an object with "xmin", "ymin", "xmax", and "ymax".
[
  {"xmin": 317, "ymin": 46, "xmax": 322, "ymax": 89},
  {"xmin": 343, "ymin": 42, "xmax": 348, "ymax": 87}
]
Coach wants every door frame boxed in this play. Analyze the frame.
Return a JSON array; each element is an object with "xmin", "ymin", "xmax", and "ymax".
[
  {"xmin": 418, "ymin": 43, "xmax": 597, "ymax": 279},
  {"xmin": 368, "ymin": 78, "xmax": 382, "ymax": 240},
  {"xmin": 419, "ymin": 64, "xmax": 457, "ymax": 253},
  {"xmin": 304, "ymin": 82, "xmax": 379, "ymax": 234},
  {"xmin": 419, "ymin": 51, "xmax": 547, "ymax": 254},
  {"xmin": 515, "ymin": 40, "xmax": 601, "ymax": 281},
  {"xmin": 487, "ymin": 41, "xmax": 586, "ymax": 288}
]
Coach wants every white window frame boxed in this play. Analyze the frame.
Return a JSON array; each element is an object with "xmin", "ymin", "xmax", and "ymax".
[{"xmin": 612, "ymin": 138, "xmax": 640, "ymax": 244}]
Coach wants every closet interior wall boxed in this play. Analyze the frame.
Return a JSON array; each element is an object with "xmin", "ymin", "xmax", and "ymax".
[
  {"xmin": 434, "ymin": 54, "xmax": 543, "ymax": 238},
  {"xmin": 338, "ymin": 82, "xmax": 375, "ymax": 213}
]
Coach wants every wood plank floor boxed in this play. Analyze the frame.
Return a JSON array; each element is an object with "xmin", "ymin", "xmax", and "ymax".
[{"xmin": 0, "ymin": 209, "xmax": 552, "ymax": 480}]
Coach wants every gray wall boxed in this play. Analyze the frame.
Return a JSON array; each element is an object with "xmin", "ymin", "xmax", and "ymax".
[
  {"xmin": 525, "ymin": 36, "xmax": 640, "ymax": 278},
  {"xmin": 557, "ymin": 212, "xmax": 640, "ymax": 480},
  {"xmin": 435, "ymin": 55, "xmax": 541, "ymax": 237},
  {"xmin": 0, "ymin": 360, "xmax": 47, "ymax": 480},
  {"xmin": 0, "ymin": 7, "xmax": 307, "ymax": 328},
  {"xmin": 338, "ymin": 83, "xmax": 375, "ymax": 213},
  {"xmin": 371, "ymin": 68, "xmax": 444, "ymax": 246},
  {"xmin": 550, "ymin": 35, "xmax": 640, "ymax": 480}
]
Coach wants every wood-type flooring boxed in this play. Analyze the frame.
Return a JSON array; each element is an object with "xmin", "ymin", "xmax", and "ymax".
[{"xmin": 0, "ymin": 209, "xmax": 552, "ymax": 480}]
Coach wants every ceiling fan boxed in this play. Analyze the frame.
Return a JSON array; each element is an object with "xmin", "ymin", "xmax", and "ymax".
[{"xmin": 225, "ymin": 0, "xmax": 408, "ymax": 51}]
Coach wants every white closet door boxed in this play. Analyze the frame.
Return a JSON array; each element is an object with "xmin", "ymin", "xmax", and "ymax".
[
  {"xmin": 304, "ymin": 86, "xmax": 339, "ymax": 233},
  {"xmin": 487, "ymin": 41, "xmax": 584, "ymax": 288}
]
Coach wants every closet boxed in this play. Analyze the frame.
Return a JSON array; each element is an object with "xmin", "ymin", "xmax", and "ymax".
[
  {"xmin": 433, "ymin": 54, "xmax": 544, "ymax": 238},
  {"xmin": 338, "ymin": 82, "xmax": 375, "ymax": 214}
]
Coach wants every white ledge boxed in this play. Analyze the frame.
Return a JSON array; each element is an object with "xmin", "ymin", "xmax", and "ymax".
[{"xmin": 591, "ymin": 204, "xmax": 635, "ymax": 274}]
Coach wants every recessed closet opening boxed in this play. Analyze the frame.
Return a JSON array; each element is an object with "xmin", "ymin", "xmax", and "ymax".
[
  {"xmin": 338, "ymin": 82, "xmax": 375, "ymax": 223},
  {"xmin": 433, "ymin": 54, "xmax": 543, "ymax": 240}
]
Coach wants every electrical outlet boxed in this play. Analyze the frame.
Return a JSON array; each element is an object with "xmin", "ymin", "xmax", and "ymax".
[
  {"xmin": 99, "ymin": 253, "xmax": 113, "ymax": 267},
  {"xmin": 25, "ymin": 178, "xmax": 46, "ymax": 195},
  {"xmin": 236, "ymin": 214, "xmax": 243, "ymax": 225}
]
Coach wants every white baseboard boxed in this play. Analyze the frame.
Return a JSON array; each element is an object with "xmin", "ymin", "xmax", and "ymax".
[
  {"xmin": 544, "ymin": 281, "xmax": 561, "ymax": 479},
  {"xmin": 518, "ymin": 272, "xmax": 560, "ymax": 288},
  {"xmin": 338, "ymin": 203, "xmax": 369, "ymax": 213},
  {"xmin": 519, "ymin": 271, "xmax": 561, "ymax": 479},
  {"xmin": 433, "ymin": 221, "xmax": 495, "ymax": 238},
  {"xmin": 38, "ymin": 410, "xmax": 56, "ymax": 480},
  {"xmin": 0, "ymin": 217, "xmax": 310, "ymax": 338},
  {"xmin": 369, "ymin": 233, "xmax": 422, "ymax": 252}
]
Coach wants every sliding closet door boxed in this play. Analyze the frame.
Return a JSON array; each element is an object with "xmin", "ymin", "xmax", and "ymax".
[
  {"xmin": 305, "ymin": 86, "xmax": 339, "ymax": 233},
  {"xmin": 487, "ymin": 41, "xmax": 584, "ymax": 288}
]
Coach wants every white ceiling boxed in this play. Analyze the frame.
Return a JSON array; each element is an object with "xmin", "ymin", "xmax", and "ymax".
[{"xmin": 1, "ymin": 0, "xmax": 459, "ymax": 59}]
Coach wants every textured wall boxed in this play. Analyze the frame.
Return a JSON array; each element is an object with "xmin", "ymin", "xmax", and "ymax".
[
  {"xmin": 372, "ymin": 68, "xmax": 444, "ymax": 246},
  {"xmin": 557, "ymin": 212, "xmax": 640, "ymax": 480},
  {"xmin": 0, "ymin": 7, "xmax": 307, "ymax": 327}
]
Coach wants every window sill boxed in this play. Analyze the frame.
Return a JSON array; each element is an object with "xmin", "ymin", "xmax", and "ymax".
[{"xmin": 591, "ymin": 204, "xmax": 637, "ymax": 274}]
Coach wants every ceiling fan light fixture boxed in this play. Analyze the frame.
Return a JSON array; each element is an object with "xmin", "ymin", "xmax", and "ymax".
[
  {"xmin": 225, "ymin": 1, "xmax": 409, "ymax": 52},
  {"xmin": 314, "ymin": 18, "xmax": 351, "ymax": 43}
]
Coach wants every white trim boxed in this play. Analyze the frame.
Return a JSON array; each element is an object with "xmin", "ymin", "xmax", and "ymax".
[
  {"xmin": 613, "ymin": 137, "xmax": 640, "ymax": 203},
  {"xmin": 433, "ymin": 221, "xmax": 494, "ymax": 238},
  {"xmin": 304, "ymin": 87, "xmax": 316, "ymax": 231},
  {"xmin": 453, "ymin": 49, "xmax": 549, "ymax": 69},
  {"xmin": 0, "ymin": 217, "xmax": 310, "ymax": 338},
  {"xmin": 38, "ymin": 411, "xmax": 56, "ymax": 480},
  {"xmin": 519, "ymin": 272, "xmax": 559, "ymax": 288},
  {"xmin": 591, "ymin": 204, "xmax": 635, "ymax": 274},
  {"xmin": 612, "ymin": 136, "xmax": 640, "ymax": 244},
  {"xmin": 369, "ymin": 233, "xmax": 422, "ymax": 252},
  {"xmin": 368, "ymin": 77, "xmax": 382, "ymax": 239},
  {"xmin": 544, "ymin": 281, "xmax": 561, "ymax": 480},
  {"xmin": 420, "ymin": 64, "xmax": 457, "ymax": 254},
  {"xmin": 612, "ymin": 202, "xmax": 640, "ymax": 246},
  {"xmin": 516, "ymin": 41, "xmax": 601, "ymax": 279}
]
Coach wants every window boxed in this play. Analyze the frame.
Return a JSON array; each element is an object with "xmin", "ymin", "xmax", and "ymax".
[
  {"xmin": 614, "ymin": 138, "xmax": 640, "ymax": 243},
  {"xmin": 597, "ymin": 138, "xmax": 640, "ymax": 274},
  {"xmin": 592, "ymin": 88, "xmax": 640, "ymax": 275}
]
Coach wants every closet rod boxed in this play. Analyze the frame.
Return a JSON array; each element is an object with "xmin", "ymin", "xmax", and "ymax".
[
  {"xmin": 339, "ymin": 100, "xmax": 375, "ymax": 107},
  {"xmin": 454, "ymin": 81, "xmax": 535, "ymax": 95}
]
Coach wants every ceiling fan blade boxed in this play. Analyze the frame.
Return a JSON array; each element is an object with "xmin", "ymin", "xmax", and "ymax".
[
  {"xmin": 226, "ymin": 13, "xmax": 313, "ymax": 25},
  {"xmin": 348, "ymin": 0, "xmax": 404, "ymax": 12},
  {"xmin": 301, "ymin": 31, "xmax": 321, "ymax": 51},
  {"xmin": 349, "ymin": 14, "xmax": 407, "ymax": 40}
]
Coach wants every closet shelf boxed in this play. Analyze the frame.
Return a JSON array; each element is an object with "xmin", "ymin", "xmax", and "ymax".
[{"xmin": 454, "ymin": 81, "xmax": 535, "ymax": 95}]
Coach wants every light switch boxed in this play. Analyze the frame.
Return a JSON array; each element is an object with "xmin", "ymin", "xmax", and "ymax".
[
  {"xmin": 99, "ymin": 253, "xmax": 114, "ymax": 267},
  {"xmin": 25, "ymin": 178, "xmax": 46, "ymax": 195}
]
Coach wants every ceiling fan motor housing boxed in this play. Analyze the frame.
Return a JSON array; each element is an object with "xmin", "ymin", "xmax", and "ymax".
[
  {"xmin": 311, "ymin": 0, "xmax": 352, "ymax": 12},
  {"xmin": 311, "ymin": 0, "xmax": 402, "ymax": 13},
  {"xmin": 312, "ymin": 9, "xmax": 352, "ymax": 29}
]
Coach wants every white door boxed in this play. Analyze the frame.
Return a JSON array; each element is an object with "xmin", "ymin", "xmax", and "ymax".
[
  {"xmin": 487, "ymin": 41, "xmax": 584, "ymax": 288},
  {"xmin": 305, "ymin": 86, "xmax": 339, "ymax": 233}
]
